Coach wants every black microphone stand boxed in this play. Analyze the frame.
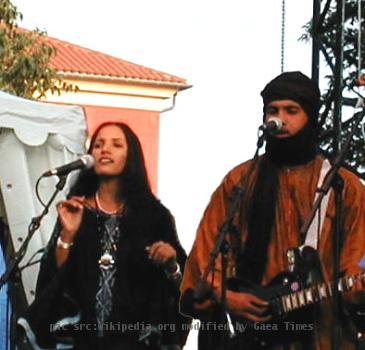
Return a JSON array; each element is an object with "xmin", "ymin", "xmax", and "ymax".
[
  {"xmin": 193, "ymin": 131, "xmax": 266, "ymax": 350},
  {"xmin": 0, "ymin": 175, "xmax": 67, "ymax": 350},
  {"xmin": 299, "ymin": 108, "xmax": 365, "ymax": 350}
]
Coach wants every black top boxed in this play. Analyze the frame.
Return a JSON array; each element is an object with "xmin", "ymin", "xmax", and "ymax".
[{"xmin": 19, "ymin": 199, "xmax": 190, "ymax": 349}]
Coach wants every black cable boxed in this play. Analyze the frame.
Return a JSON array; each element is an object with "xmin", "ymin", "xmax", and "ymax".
[
  {"xmin": 19, "ymin": 248, "xmax": 44, "ymax": 272},
  {"xmin": 35, "ymin": 176, "xmax": 47, "ymax": 208}
]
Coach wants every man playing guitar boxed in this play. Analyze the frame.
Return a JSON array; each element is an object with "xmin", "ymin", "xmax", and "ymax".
[{"xmin": 180, "ymin": 72, "xmax": 365, "ymax": 350}]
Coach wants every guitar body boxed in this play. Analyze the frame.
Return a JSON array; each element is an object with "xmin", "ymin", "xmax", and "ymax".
[
  {"xmin": 227, "ymin": 272, "xmax": 316, "ymax": 349},
  {"xmin": 201, "ymin": 246, "xmax": 363, "ymax": 349}
]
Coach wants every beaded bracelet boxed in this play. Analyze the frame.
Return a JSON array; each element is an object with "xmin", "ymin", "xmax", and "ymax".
[{"xmin": 165, "ymin": 262, "xmax": 181, "ymax": 279}]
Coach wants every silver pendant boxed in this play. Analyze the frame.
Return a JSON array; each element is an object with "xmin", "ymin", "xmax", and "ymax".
[{"xmin": 98, "ymin": 252, "xmax": 115, "ymax": 270}]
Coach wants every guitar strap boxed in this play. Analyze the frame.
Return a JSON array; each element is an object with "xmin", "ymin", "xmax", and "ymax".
[{"xmin": 301, "ymin": 158, "xmax": 332, "ymax": 251}]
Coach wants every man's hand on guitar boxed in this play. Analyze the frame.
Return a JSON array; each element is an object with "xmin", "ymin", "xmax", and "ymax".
[{"xmin": 227, "ymin": 290, "xmax": 271, "ymax": 322}]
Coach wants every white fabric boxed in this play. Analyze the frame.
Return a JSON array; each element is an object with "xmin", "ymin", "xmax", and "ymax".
[
  {"xmin": 0, "ymin": 91, "xmax": 85, "ymax": 153},
  {"xmin": 0, "ymin": 91, "xmax": 87, "ymax": 303}
]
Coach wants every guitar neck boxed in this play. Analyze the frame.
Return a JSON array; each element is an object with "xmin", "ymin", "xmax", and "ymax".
[{"xmin": 276, "ymin": 272, "xmax": 365, "ymax": 315}]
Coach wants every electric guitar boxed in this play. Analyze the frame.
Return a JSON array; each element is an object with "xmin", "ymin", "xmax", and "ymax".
[{"xmin": 225, "ymin": 252, "xmax": 365, "ymax": 348}]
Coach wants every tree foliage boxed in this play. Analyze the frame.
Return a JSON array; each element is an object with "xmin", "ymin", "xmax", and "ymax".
[
  {"xmin": 0, "ymin": 0, "xmax": 77, "ymax": 99},
  {"xmin": 302, "ymin": 0, "xmax": 365, "ymax": 178}
]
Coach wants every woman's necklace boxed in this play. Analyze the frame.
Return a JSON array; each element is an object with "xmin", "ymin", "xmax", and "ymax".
[
  {"xmin": 95, "ymin": 191, "xmax": 124, "ymax": 270},
  {"xmin": 95, "ymin": 191, "xmax": 124, "ymax": 215}
]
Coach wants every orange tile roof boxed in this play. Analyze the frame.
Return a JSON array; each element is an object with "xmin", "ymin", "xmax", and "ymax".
[{"xmin": 41, "ymin": 35, "xmax": 189, "ymax": 89}]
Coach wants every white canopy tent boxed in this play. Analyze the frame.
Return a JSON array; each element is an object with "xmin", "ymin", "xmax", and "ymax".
[{"xmin": 0, "ymin": 91, "xmax": 87, "ymax": 303}]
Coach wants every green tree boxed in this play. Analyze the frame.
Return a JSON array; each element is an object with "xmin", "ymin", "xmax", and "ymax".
[
  {"xmin": 302, "ymin": 0, "xmax": 365, "ymax": 178},
  {"xmin": 0, "ymin": 0, "xmax": 76, "ymax": 99}
]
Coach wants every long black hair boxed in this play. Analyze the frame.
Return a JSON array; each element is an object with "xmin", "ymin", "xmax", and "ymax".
[{"xmin": 68, "ymin": 121, "xmax": 155, "ymax": 207}]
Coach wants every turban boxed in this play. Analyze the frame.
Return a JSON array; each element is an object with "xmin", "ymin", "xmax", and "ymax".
[{"xmin": 261, "ymin": 71, "xmax": 321, "ymax": 125}]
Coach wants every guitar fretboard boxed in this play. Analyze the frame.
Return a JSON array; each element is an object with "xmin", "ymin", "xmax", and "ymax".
[{"xmin": 276, "ymin": 272, "xmax": 365, "ymax": 316}]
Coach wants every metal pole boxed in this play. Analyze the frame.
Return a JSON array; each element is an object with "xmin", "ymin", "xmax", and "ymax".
[
  {"xmin": 332, "ymin": 0, "xmax": 345, "ymax": 155},
  {"xmin": 357, "ymin": 0, "xmax": 362, "ymax": 77},
  {"xmin": 311, "ymin": 0, "xmax": 321, "ymax": 84},
  {"xmin": 331, "ymin": 2, "xmax": 345, "ymax": 349}
]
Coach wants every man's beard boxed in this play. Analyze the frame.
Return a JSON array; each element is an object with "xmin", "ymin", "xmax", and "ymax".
[
  {"xmin": 237, "ymin": 122, "xmax": 318, "ymax": 283},
  {"xmin": 265, "ymin": 122, "xmax": 317, "ymax": 166}
]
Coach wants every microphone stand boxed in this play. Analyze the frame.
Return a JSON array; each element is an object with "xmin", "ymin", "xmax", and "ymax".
[
  {"xmin": 0, "ymin": 175, "xmax": 67, "ymax": 350},
  {"xmin": 193, "ymin": 131, "xmax": 265, "ymax": 349},
  {"xmin": 299, "ymin": 108, "xmax": 365, "ymax": 350}
]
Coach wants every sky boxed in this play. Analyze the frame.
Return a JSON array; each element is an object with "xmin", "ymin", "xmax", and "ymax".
[{"xmin": 10, "ymin": 0, "xmax": 314, "ymax": 348}]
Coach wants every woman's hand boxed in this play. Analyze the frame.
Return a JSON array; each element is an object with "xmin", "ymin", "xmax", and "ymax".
[
  {"xmin": 146, "ymin": 241, "xmax": 177, "ymax": 270},
  {"xmin": 57, "ymin": 196, "xmax": 85, "ymax": 243}
]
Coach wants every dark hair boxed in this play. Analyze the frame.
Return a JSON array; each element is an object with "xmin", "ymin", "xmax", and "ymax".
[{"xmin": 68, "ymin": 121, "xmax": 155, "ymax": 207}]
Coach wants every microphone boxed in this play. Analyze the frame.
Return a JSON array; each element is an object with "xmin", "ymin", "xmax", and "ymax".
[
  {"xmin": 42, "ymin": 155, "xmax": 94, "ymax": 177},
  {"xmin": 259, "ymin": 117, "xmax": 283, "ymax": 135}
]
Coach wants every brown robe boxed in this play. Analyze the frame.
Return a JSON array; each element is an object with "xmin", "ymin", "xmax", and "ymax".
[{"xmin": 180, "ymin": 155, "xmax": 365, "ymax": 349}]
